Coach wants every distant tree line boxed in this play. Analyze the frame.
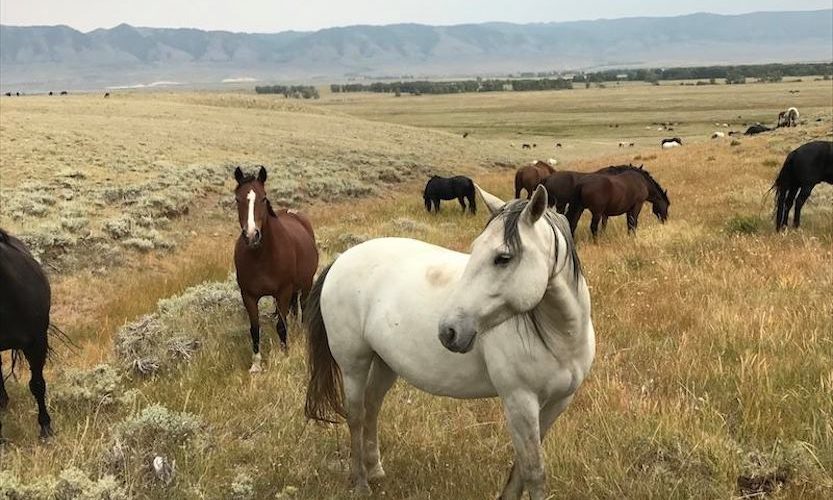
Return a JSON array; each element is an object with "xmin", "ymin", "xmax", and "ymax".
[
  {"xmin": 254, "ymin": 85, "xmax": 320, "ymax": 99},
  {"xmin": 330, "ymin": 78, "xmax": 572, "ymax": 95},
  {"xmin": 575, "ymin": 62, "xmax": 832, "ymax": 84}
]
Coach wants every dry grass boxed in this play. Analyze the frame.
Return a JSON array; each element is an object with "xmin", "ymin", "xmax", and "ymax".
[{"xmin": 0, "ymin": 83, "xmax": 832, "ymax": 498}]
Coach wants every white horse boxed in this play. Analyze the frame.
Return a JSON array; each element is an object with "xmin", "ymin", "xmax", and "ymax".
[{"xmin": 304, "ymin": 185, "xmax": 595, "ymax": 499}]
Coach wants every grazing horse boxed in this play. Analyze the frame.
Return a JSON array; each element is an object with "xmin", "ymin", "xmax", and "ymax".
[
  {"xmin": 233, "ymin": 166, "xmax": 318, "ymax": 372},
  {"xmin": 540, "ymin": 164, "xmax": 638, "ymax": 213},
  {"xmin": 104, "ymin": 92, "xmax": 110, "ymax": 98},
  {"xmin": 773, "ymin": 141, "xmax": 833, "ymax": 231},
  {"xmin": 521, "ymin": 144, "xmax": 532, "ymax": 149},
  {"xmin": 566, "ymin": 165, "xmax": 669, "ymax": 240},
  {"xmin": 745, "ymin": 124, "xmax": 771, "ymax": 135},
  {"xmin": 514, "ymin": 160, "xmax": 555, "ymax": 199},
  {"xmin": 305, "ymin": 185, "xmax": 594, "ymax": 499},
  {"xmin": 423, "ymin": 175, "xmax": 477, "ymax": 214},
  {"xmin": 777, "ymin": 107, "xmax": 800, "ymax": 128},
  {"xmin": 0, "ymin": 229, "xmax": 53, "ymax": 439}
]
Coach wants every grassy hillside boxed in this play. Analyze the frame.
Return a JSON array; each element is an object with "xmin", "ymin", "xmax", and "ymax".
[{"xmin": 0, "ymin": 83, "xmax": 831, "ymax": 498}]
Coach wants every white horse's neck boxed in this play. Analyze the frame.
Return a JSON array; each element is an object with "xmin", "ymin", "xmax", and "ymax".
[{"xmin": 528, "ymin": 230, "xmax": 594, "ymax": 364}]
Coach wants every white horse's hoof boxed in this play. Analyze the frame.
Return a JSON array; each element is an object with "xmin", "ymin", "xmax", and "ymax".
[
  {"xmin": 352, "ymin": 481, "xmax": 371, "ymax": 497},
  {"xmin": 249, "ymin": 364, "xmax": 262, "ymax": 374},
  {"xmin": 367, "ymin": 463, "xmax": 386, "ymax": 481}
]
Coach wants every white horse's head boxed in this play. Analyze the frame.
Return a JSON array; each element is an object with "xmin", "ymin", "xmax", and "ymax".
[{"xmin": 438, "ymin": 184, "xmax": 568, "ymax": 353}]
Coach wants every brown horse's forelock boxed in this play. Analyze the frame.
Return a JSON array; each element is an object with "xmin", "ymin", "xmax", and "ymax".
[{"xmin": 486, "ymin": 200, "xmax": 582, "ymax": 287}]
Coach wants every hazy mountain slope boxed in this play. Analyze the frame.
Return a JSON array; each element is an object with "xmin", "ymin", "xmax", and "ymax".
[{"xmin": 1, "ymin": 10, "xmax": 831, "ymax": 90}]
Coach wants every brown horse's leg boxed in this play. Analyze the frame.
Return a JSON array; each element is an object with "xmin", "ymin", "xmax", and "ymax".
[
  {"xmin": 565, "ymin": 204, "xmax": 583, "ymax": 236},
  {"xmin": 274, "ymin": 288, "xmax": 293, "ymax": 353},
  {"xmin": 589, "ymin": 214, "xmax": 602, "ymax": 241},
  {"xmin": 242, "ymin": 293, "xmax": 262, "ymax": 373},
  {"xmin": 23, "ymin": 346, "xmax": 51, "ymax": 438},
  {"xmin": 781, "ymin": 188, "xmax": 798, "ymax": 229},
  {"xmin": 600, "ymin": 216, "xmax": 609, "ymax": 233},
  {"xmin": 627, "ymin": 204, "xmax": 644, "ymax": 234},
  {"xmin": 0, "ymin": 355, "xmax": 8, "ymax": 409},
  {"xmin": 457, "ymin": 196, "xmax": 466, "ymax": 213}
]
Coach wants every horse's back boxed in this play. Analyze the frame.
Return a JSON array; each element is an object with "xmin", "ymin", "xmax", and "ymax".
[
  {"xmin": 321, "ymin": 238, "xmax": 495, "ymax": 397},
  {"xmin": 792, "ymin": 141, "xmax": 833, "ymax": 183},
  {"xmin": 0, "ymin": 231, "xmax": 51, "ymax": 350}
]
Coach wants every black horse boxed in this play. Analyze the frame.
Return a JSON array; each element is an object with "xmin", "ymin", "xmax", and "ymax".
[
  {"xmin": 773, "ymin": 141, "xmax": 833, "ymax": 231},
  {"xmin": 745, "ymin": 124, "xmax": 771, "ymax": 135},
  {"xmin": 423, "ymin": 175, "xmax": 477, "ymax": 214},
  {"xmin": 0, "ymin": 229, "xmax": 53, "ymax": 439}
]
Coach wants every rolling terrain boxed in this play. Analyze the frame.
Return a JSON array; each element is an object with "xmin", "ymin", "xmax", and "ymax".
[{"xmin": 0, "ymin": 80, "xmax": 831, "ymax": 498}]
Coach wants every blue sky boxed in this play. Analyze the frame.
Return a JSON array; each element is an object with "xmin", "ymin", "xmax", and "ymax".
[{"xmin": 1, "ymin": 0, "xmax": 830, "ymax": 32}]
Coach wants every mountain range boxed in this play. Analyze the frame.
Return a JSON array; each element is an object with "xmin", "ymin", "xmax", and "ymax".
[{"xmin": 1, "ymin": 10, "xmax": 831, "ymax": 91}]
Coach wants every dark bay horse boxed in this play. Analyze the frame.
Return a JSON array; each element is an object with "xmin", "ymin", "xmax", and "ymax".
[
  {"xmin": 773, "ymin": 141, "xmax": 833, "ymax": 231},
  {"xmin": 541, "ymin": 164, "xmax": 640, "ymax": 213},
  {"xmin": 0, "ymin": 229, "xmax": 53, "ymax": 439},
  {"xmin": 566, "ymin": 166, "xmax": 670, "ymax": 240},
  {"xmin": 233, "ymin": 167, "xmax": 319, "ymax": 373},
  {"xmin": 423, "ymin": 175, "xmax": 476, "ymax": 214},
  {"xmin": 514, "ymin": 160, "xmax": 555, "ymax": 199}
]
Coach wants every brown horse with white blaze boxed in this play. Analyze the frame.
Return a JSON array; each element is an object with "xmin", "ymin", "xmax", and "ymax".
[{"xmin": 233, "ymin": 166, "xmax": 318, "ymax": 373}]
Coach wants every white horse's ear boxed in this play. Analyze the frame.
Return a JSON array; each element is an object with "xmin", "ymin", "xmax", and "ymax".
[
  {"xmin": 475, "ymin": 184, "xmax": 505, "ymax": 215},
  {"xmin": 522, "ymin": 184, "xmax": 548, "ymax": 224}
]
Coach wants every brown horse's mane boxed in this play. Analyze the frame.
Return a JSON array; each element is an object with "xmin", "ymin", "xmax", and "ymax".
[{"xmin": 603, "ymin": 164, "xmax": 669, "ymax": 204}]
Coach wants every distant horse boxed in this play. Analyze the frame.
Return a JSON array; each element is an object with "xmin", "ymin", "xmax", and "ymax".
[
  {"xmin": 555, "ymin": 143, "xmax": 562, "ymax": 148},
  {"xmin": 566, "ymin": 165, "xmax": 669, "ymax": 240},
  {"xmin": 104, "ymin": 92, "xmax": 110, "ymax": 98},
  {"xmin": 462, "ymin": 132, "xmax": 469, "ymax": 138},
  {"xmin": 0, "ymin": 229, "xmax": 53, "ymax": 439},
  {"xmin": 514, "ymin": 160, "xmax": 555, "ymax": 199},
  {"xmin": 777, "ymin": 107, "xmax": 799, "ymax": 128},
  {"xmin": 48, "ymin": 92, "xmax": 53, "ymax": 96},
  {"xmin": 3, "ymin": 92, "xmax": 10, "ymax": 97},
  {"xmin": 60, "ymin": 91, "xmax": 68, "ymax": 96},
  {"xmin": 661, "ymin": 137, "xmax": 682, "ymax": 148},
  {"xmin": 521, "ymin": 144, "xmax": 532, "ymax": 149},
  {"xmin": 745, "ymin": 124, "xmax": 771, "ymax": 135},
  {"xmin": 540, "ymin": 164, "xmax": 638, "ymax": 213},
  {"xmin": 233, "ymin": 166, "xmax": 319, "ymax": 372},
  {"xmin": 773, "ymin": 141, "xmax": 833, "ymax": 231},
  {"xmin": 423, "ymin": 175, "xmax": 476, "ymax": 214},
  {"xmin": 305, "ymin": 185, "xmax": 594, "ymax": 498}
]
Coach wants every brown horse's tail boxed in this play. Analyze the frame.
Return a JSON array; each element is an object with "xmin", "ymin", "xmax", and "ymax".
[{"xmin": 304, "ymin": 263, "xmax": 345, "ymax": 423}]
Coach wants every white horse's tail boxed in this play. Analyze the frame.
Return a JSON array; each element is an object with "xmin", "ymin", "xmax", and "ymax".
[{"xmin": 304, "ymin": 263, "xmax": 345, "ymax": 423}]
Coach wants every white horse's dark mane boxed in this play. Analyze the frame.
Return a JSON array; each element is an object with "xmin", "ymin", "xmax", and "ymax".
[{"xmin": 487, "ymin": 200, "xmax": 583, "ymax": 287}]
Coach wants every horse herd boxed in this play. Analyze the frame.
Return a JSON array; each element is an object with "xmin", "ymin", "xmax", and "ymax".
[
  {"xmin": 0, "ymin": 138, "xmax": 830, "ymax": 498},
  {"xmin": 428, "ymin": 159, "xmax": 670, "ymax": 241}
]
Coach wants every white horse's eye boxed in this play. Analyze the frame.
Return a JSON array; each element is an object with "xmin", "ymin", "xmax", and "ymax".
[{"xmin": 494, "ymin": 253, "xmax": 513, "ymax": 266}]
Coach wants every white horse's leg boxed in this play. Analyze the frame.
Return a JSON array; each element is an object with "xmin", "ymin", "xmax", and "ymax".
[
  {"xmin": 343, "ymin": 357, "xmax": 373, "ymax": 495},
  {"xmin": 499, "ymin": 391, "xmax": 546, "ymax": 500},
  {"xmin": 501, "ymin": 395, "xmax": 576, "ymax": 498},
  {"xmin": 363, "ymin": 356, "xmax": 397, "ymax": 481}
]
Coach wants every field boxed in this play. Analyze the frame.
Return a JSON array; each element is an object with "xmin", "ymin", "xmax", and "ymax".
[{"xmin": 0, "ymin": 79, "xmax": 832, "ymax": 499}]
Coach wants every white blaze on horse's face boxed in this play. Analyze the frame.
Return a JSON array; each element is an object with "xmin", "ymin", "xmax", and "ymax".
[
  {"xmin": 246, "ymin": 189, "xmax": 257, "ymax": 237},
  {"xmin": 438, "ymin": 185, "xmax": 554, "ymax": 353}
]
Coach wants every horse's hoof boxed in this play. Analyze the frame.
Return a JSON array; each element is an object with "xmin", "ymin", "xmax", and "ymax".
[
  {"xmin": 367, "ymin": 463, "xmax": 386, "ymax": 482},
  {"xmin": 39, "ymin": 426, "xmax": 53, "ymax": 440},
  {"xmin": 249, "ymin": 363, "xmax": 262, "ymax": 374},
  {"xmin": 352, "ymin": 481, "xmax": 372, "ymax": 497}
]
